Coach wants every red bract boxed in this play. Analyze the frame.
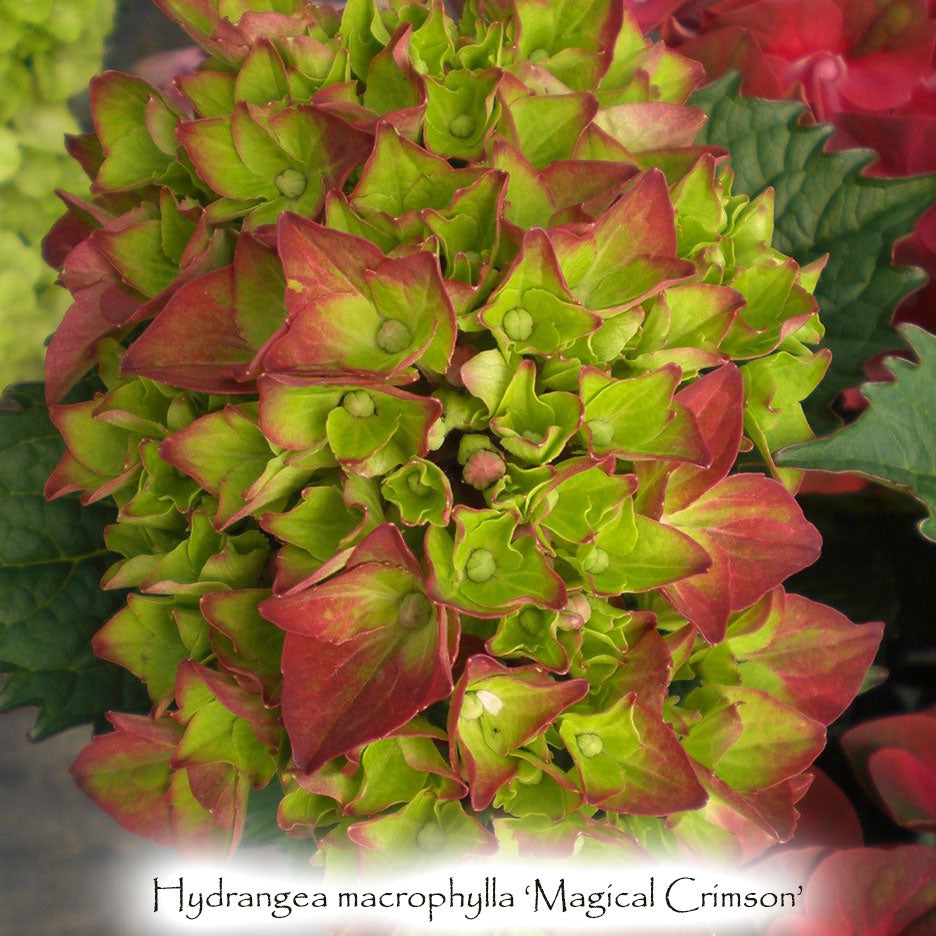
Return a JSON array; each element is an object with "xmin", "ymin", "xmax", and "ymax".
[
  {"xmin": 70, "ymin": 714, "xmax": 192, "ymax": 846},
  {"xmin": 449, "ymin": 655, "xmax": 588, "ymax": 810},
  {"xmin": 726, "ymin": 588, "xmax": 883, "ymax": 725},
  {"xmin": 44, "ymin": 195, "xmax": 232, "ymax": 403},
  {"xmin": 668, "ymin": 0, "xmax": 936, "ymax": 123},
  {"xmin": 259, "ymin": 526, "xmax": 454, "ymax": 773},
  {"xmin": 70, "ymin": 660, "xmax": 284, "ymax": 855},
  {"xmin": 265, "ymin": 214, "xmax": 457, "ymax": 377},
  {"xmin": 894, "ymin": 204, "xmax": 936, "ymax": 332},
  {"xmin": 638, "ymin": 365, "xmax": 823, "ymax": 642},
  {"xmin": 122, "ymin": 233, "xmax": 285, "ymax": 393}
]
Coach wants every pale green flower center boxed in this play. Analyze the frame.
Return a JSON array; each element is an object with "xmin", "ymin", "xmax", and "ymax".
[
  {"xmin": 519, "ymin": 606, "xmax": 544, "ymax": 633},
  {"xmin": 407, "ymin": 472, "xmax": 432, "ymax": 496},
  {"xmin": 398, "ymin": 592, "xmax": 432, "ymax": 630},
  {"xmin": 376, "ymin": 318, "xmax": 412, "ymax": 354},
  {"xmin": 461, "ymin": 692, "xmax": 483, "ymax": 720},
  {"xmin": 342, "ymin": 390, "xmax": 376, "ymax": 418},
  {"xmin": 449, "ymin": 113, "xmax": 476, "ymax": 139},
  {"xmin": 275, "ymin": 168, "xmax": 307, "ymax": 199},
  {"xmin": 589, "ymin": 418, "xmax": 614, "ymax": 447},
  {"xmin": 503, "ymin": 307, "xmax": 534, "ymax": 341},
  {"xmin": 582, "ymin": 546, "xmax": 609, "ymax": 575},
  {"xmin": 577, "ymin": 733, "xmax": 603, "ymax": 758},
  {"xmin": 466, "ymin": 547, "xmax": 496, "ymax": 582},
  {"xmin": 416, "ymin": 823, "xmax": 446, "ymax": 852}
]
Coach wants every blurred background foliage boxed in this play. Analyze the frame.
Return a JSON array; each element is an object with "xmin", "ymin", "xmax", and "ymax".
[
  {"xmin": 0, "ymin": 0, "xmax": 116, "ymax": 385},
  {"xmin": 0, "ymin": 0, "xmax": 189, "ymax": 387}
]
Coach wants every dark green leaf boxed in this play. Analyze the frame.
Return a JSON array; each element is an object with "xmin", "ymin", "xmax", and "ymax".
[
  {"xmin": 0, "ymin": 383, "xmax": 147, "ymax": 739},
  {"xmin": 778, "ymin": 326, "xmax": 936, "ymax": 542}
]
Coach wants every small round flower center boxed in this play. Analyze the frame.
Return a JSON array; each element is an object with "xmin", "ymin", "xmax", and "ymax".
[
  {"xmin": 582, "ymin": 546, "xmax": 610, "ymax": 575},
  {"xmin": 376, "ymin": 318, "xmax": 411, "ymax": 354},
  {"xmin": 503, "ymin": 307, "xmax": 534, "ymax": 341},
  {"xmin": 576, "ymin": 733, "xmax": 603, "ymax": 758},
  {"xmin": 588, "ymin": 418, "xmax": 614, "ymax": 448},
  {"xmin": 342, "ymin": 389, "xmax": 376, "ymax": 418},
  {"xmin": 566, "ymin": 592, "xmax": 592, "ymax": 624},
  {"xmin": 463, "ymin": 449, "xmax": 506, "ymax": 490},
  {"xmin": 465, "ymin": 548, "xmax": 496, "ymax": 583},
  {"xmin": 415, "ymin": 823, "xmax": 446, "ymax": 852},
  {"xmin": 275, "ymin": 168, "xmax": 307, "ymax": 199},
  {"xmin": 448, "ymin": 113, "xmax": 477, "ymax": 139},
  {"xmin": 397, "ymin": 591, "xmax": 432, "ymax": 630}
]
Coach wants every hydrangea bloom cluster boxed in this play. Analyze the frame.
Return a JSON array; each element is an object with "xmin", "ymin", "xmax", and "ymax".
[
  {"xmin": 0, "ymin": 0, "xmax": 115, "ymax": 383},
  {"xmin": 49, "ymin": 0, "xmax": 883, "ymax": 865}
]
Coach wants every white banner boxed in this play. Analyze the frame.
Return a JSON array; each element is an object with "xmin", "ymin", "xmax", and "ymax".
[{"xmin": 118, "ymin": 855, "xmax": 810, "ymax": 934}]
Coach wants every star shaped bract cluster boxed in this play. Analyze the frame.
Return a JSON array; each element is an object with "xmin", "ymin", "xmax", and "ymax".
[{"xmin": 56, "ymin": 0, "xmax": 882, "ymax": 865}]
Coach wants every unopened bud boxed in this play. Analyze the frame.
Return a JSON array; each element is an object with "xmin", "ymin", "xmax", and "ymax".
[
  {"xmin": 342, "ymin": 390, "xmax": 376, "ymax": 418},
  {"xmin": 448, "ymin": 113, "xmax": 476, "ymax": 139},
  {"xmin": 275, "ymin": 168, "xmax": 307, "ymax": 199},
  {"xmin": 463, "ymin": 449, "xmax": 506, "ymax": 490},
  {"xmin": 503, "ymin": 307, "xmax": 534, "ymax": 341},
  {"xmin": 465, "ymin": 548, "xmax": 496, "ymax": 583},
  {"xmin": 576, "ymin": 733, "xmax": 603, "ymax": 758},
  {"xmin": 376, "ymin": 318, "xmax": 411, "ymax": 354}
]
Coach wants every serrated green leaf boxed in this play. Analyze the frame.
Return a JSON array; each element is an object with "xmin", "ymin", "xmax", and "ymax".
[
  {"xmin": 692, "ymin": 73, "xmax": 936, "ymax": 431},
  {"xmin": 0, "ymin": 383, "xmax": 147, "ymax": 739},
  {"xmin": 778, "ymin": 326, "xmax": 936, "ymax": 541}
]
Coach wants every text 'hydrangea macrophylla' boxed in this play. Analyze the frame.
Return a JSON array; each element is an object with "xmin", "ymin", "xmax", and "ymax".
[{"xmin": 46, "ymin": 0, "xmax": 884, "ymax": 865}]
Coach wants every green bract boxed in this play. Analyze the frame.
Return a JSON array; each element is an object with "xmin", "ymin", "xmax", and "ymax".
[
  {"xmin": 47, "ymin": 0, "xmax": 884, "ymax": 865},
  {"xmin": 0, "ymin": 0, "xmax": 115, "ymax": 384}
]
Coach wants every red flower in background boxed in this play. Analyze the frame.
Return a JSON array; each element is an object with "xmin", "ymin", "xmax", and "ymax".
[
  {"xmin": 765, "ymin": 845, "xmax": 936, "ymax": 935},
  {"xmin": 643, "ymin": 0, "xmax": 936, "ymax": 332},
  {"xmin": 842, "ymin": 708, "xmax": 936, "ymax": 832},
  {"xmin": 665, "ymin": 0, "xmax": 936, "ymax": 121},
  {"xmin": 751, "ymin": 713, "xmax": 936, "ymax": 934}
]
